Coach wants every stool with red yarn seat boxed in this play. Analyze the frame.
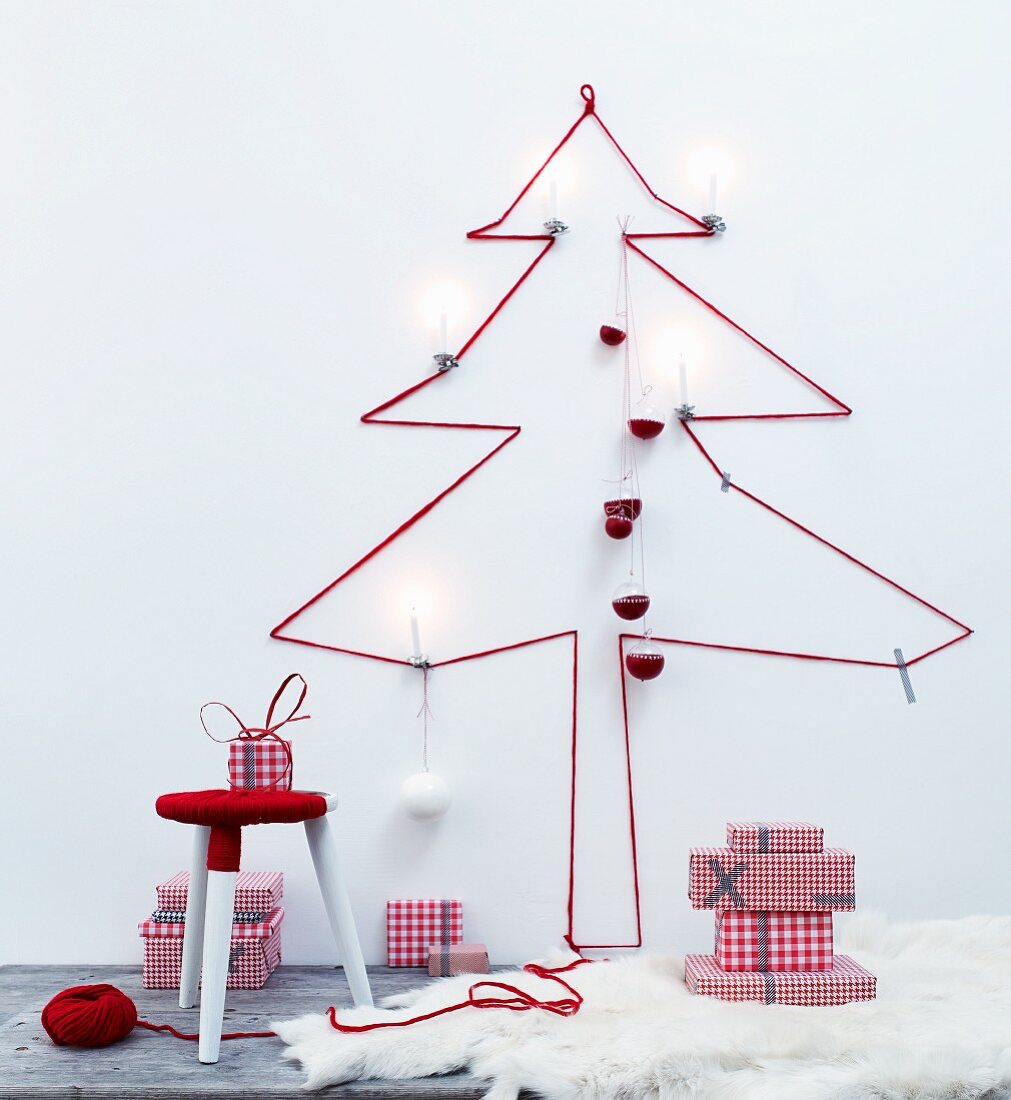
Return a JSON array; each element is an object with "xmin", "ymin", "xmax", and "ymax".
[{"xmin": 155, "ymin": 788, "xmax": 372, "ymax": 1064}]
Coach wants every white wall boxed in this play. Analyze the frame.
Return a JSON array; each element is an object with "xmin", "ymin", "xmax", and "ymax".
[{"xmin": 2, "ymin": 0, "xmax": 1008, "ymax": 966}]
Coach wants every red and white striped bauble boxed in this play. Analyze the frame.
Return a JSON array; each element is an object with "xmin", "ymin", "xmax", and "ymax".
[
  {"xmin": 625, "ymin": 638, "xmax": 665, "ymax": 680},
  {"xmin": 628, "ymin": 405, "xmax": 666, "ymax": 440},
  {"xmin": 612, "ymin": 580, "xmax": 650, "ymax": 620}
]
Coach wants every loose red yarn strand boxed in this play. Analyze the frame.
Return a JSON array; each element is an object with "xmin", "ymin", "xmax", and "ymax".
[{"xmin": 134, "ymin": 1020, "xmax": 275, "ymax": 1042}]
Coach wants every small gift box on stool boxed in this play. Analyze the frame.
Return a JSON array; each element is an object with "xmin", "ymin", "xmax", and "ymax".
[
  {"xmin": 387, "ymin": 898, "xmax": 463, "ymax": 967},
  {"xmin": 428, "ymin": 943, "xmax": 489, "ymax": 977},
  {"xmin": 201, "ymin": 673, "xmax": 310, "ymax": 791}
]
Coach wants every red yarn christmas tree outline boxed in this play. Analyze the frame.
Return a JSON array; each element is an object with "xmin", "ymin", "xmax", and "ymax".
[{"xmin": 270, "ymin": 84, "xmax": 971, "ymax": 951}]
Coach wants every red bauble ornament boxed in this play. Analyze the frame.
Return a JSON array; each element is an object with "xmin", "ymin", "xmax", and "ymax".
[
  {"xmin": 605, "ymin": 514, "xmax": 634, "ymax": 540},
  {"xmin": 625, "ymin": 639, "xmax": 665, "ymax": 681},
  {"xmin": 599, "ymin": 324, "xmax": 626, "ymax": 346},
  {"xmin": 612, "ymin": 580, "xmax": 650, "ymax": 620},
  {"xmin": 628, "ymin": 406, "xmax": 666, "ymax": 440},
  {"xmin": 603, "ymin": 496, "xmax": 642, "ymax": 521}
]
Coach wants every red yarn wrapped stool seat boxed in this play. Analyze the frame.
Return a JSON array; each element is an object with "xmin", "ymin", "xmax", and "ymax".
[
  {"xmin": 155, "ymin": 786, "xmax": 371, "ymax": 1064},
  {"xmin": 156, "ymin": 789, "xmax": 330, "ymax": 873}
]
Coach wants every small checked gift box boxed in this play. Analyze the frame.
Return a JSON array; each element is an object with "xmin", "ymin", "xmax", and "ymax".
[
  {"xmin": 715, "ymin": 910, "xmax": 833, "ymax": 971},
  {"xmin": 387, "ymin": 899, "xmax": 463, "ymax": 967},
  {"xmin": 139, "ymin": 907, "xmax": 283, "ymax": 990},
  {"xmin": 428, "ymin": 943, "xmax": 489, "ymax": 977},
  {"xmin": 228, "ymin": 739, "xmax": 292, "ymax": 791},
  {"xmin": 726, "ymin": 821, "xmax": 824, "ymax": 854},
  {"xmin": 685, "ymin": 953, "xmax": 876, "ymax": 1006},
  {"xmin": 156, "ymin": 870, "xmax": 283, "ymax": 915},
  {"xmin": 200, "ymin": 673, "xmax": 309, "ymax": 791},
  {"xmin": 689, "ymin": 847, "xmax": 855, "ymax": 912}
]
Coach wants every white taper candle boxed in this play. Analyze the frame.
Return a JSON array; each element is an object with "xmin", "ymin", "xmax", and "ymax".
[
  {"xmin": 678, "ymin": 353, "xmax": 689, "ymax": 407},
  {"xmin": 410, "ymin": 608, "xmax": 422, "ymax": 659},
  {"xmin": 708, "ymin": 172, "xmax": 718, "ymax": 214},
  {"xmin": 439, "ymin": 312, "xmax": 448, "ymax": 355},
  {"xmin": 549, "ymin": 180, "xmax": 558, "ymax": 221}
]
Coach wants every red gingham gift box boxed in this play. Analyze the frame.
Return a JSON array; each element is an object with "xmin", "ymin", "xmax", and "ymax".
[
  {"xmin": 156, "ymin": 870, "xmax": 283, "ymax": 914},
  {"xmin": 726, "ymin": 821, "xmax": 824, "ymax": 854},
  {"xmin": 387, "ymin": 899, "xmax": 463, "ymax": 967},
  {"xmin": 428, "ymin": 943, "xmax": 489, "ymax": 977},
  {"xmin": 689, "ymin": 847, "xmax": 855, "ymax": 911},
  {"xmin": 228, "ymin": 739, "xmax": 292, "ymax": 791},
  {"xmin": 139, "ymin": 908, "xmax": 283, "ymax": 990},
  {"xmin": 715, "ymin": 910, "xmax": 833, "ymax": 971},
  {"xmin": 685, "ymin": 953, "xmax": 875, "ymax": 1005}
]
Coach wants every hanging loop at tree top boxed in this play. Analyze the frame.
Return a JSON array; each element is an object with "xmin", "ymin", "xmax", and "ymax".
[{"xmin": 580, "ymin": 84, "xmax": 596, "ymax": 112}]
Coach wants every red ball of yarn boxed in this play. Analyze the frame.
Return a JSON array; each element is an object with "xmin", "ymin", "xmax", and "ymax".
[{"xmin": 42, "ymin": 984, "xmax": 138, "ymax": 1048}]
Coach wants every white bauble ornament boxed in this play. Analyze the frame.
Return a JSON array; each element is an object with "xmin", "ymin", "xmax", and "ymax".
[{"xmin": 400, "ymin": 771, "xmax": 452, "ymax": 821}]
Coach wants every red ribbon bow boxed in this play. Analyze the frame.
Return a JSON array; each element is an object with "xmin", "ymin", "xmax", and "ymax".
[{"xmin": 200, "ymin": 673, "xmax": 310, "ymax": 792}]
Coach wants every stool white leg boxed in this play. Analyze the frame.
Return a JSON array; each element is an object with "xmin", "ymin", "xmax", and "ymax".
[
  {"xmin": 197, "ymin": 869, "xmax": 237, "ymax": 1064},
  {"xmin": 304, "ymin": 816, "xmax": 373, "ymax": 1007},
  {"xmin": 179, "ymin": 826, "xmax": 211, "ymax": 1010}
]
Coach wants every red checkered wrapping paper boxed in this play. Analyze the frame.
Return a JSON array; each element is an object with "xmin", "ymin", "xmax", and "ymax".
[
  {"xmin": 685, "ymin": 953, "xmax": 875, "ymax": 1005},
  {"xmin": 139, "ymin": 907, "xmax": 283, "ymax": 990},
  {"xmin": 715, "ymin": 911, "xmax": 833, "ymax": 971},
  {"xmin": 228, "ymin": 738, "xmax": 291, "ymax": 790},
  {"xmin": 156, "ymin": 870, "xmax": 283, "ymax": 913},
  {"xmin": 689, "ymin": 847, "xmax": 855, "ymax": 911},
  {"xmin": 726, "ymin": 821, "xmax": 824, "ymax": 854},
  {"xmin": 387, "ymin": 899, "xmax": 463, "ymax": 967},
  {"xmin": 427, "ymin": 943, "xmax": 489, "ymax": 977}
]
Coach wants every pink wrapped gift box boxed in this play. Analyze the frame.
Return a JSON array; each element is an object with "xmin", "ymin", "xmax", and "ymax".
[
  {"xmin": 689, "ymin": 847, "xmax": 855, "ymax": 911},
  {"xmin": 726, "ymin": 821, "xmax": 824, "ymax": 854},
  {"xmin": 428, "ymin": 943, "xmax": 489, "ymax": 977},
  {"xmin": 387, "ymin": 899, "xmax": 463, "ymax": 967},
  {"xmin": 685, "ymin": 953, "xmax": 875, "ymax": 1005},
  {"xmin": 228, "ymin": 738, "xmax": 292, "ymax": 790},
  {"xmin": 139, "ymin": 907, "xmax": 283, "ymax": 990},
  {"xmin": 715, "ymin": 910, "xmax": 833, "ymax": 971},
  {"xmin": 156, "ymin": 870, "xmax": 283, "ymax": 913}
]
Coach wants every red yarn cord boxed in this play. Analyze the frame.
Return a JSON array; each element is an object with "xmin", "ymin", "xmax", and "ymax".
[
  {"xmin": 327, "ymin": 959, "xmax": 591, "ymax": 1034},
  {"xmin": 269, "ymin": 84, "xmax": 970, "ymax": 959},
  {"xmin": 135, "ymin": 1020, "xmax": 274, "ymax": 1041}
]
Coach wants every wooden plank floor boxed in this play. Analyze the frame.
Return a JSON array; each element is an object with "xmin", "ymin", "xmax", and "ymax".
[{"xmin": 0, "ymin": 965, "xmax": 493, "ymax": 1099}]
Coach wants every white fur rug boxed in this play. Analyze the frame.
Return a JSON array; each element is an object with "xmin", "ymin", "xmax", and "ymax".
[{"xmin": 273, "ymin": 914, "xmax": 1011, "ymax": 1098}]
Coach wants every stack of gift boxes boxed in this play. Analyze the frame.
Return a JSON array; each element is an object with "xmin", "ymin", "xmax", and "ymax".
[
  {"xmin": 684, "ymin": 821, "xmax": 877, "ymax": 1006},
  {"xmin": 138, "ymin": 871, "xmax": 285, "ymax": 990},
  {"xmin": 386, "ymin": 898, "xmax": 489, "ymax": 976}
]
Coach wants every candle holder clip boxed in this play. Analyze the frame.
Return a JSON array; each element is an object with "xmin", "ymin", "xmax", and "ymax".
[
  {"xmin": 408, "ymin": 655, "xmax": 432, "ymax": 669},
  {"xmin": 675, "ymin": 403, "xmax": 696, "ymax": 422},
  {"xmin": 434, "ymin": 353, "xmax": 459, "ymax": 372}
]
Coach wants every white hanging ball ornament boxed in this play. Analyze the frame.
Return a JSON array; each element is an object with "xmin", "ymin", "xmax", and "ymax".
[{"xmin": 400, "ymin": 771, "xmax": 452, "ymax": 821}]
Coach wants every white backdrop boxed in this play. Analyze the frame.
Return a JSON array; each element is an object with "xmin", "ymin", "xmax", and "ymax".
[{"xmin": 2, "ymin": 0, "xmax": 1008, "ymax": 966}]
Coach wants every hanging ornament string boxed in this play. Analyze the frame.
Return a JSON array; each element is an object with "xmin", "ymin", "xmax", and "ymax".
[
  {"xmin": 269, "ymin": 84, "xmax": 970, "ymax": 957},
  {"xmin": 418, "ymin": 665, "xmax": 433, "ymax": 772}
]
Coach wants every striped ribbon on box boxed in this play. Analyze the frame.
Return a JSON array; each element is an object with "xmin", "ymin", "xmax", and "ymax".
[{"xmin": 151, "ymin": 909, "xmax": 267, "ymax": 924}]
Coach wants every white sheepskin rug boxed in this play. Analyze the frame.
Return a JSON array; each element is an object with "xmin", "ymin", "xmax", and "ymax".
[{"xmin": 273, "ymin": 914, "xmax": 1011, "ymax": 1098}]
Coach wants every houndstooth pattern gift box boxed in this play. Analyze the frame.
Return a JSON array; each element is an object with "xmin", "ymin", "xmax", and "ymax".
[
  {"xmin": 139, "ymin": 908, "xmax": 283, "ymax": 990},
  {"xmin": 387, "ymin": 899, "xmax": 463, "ymax": 967},
  {"xmin": 156, "ymin": 870, "xmax": 283, "ymax": 913},
  {"xmin": 715, "ymin": 910, "xmax": 833, "ymax": 971},
  {"xmin": 689, "ymin": 847, "xmax": 855, "ymax": 911},
  {"xmin": 726, "ymin": 821, "xmax": 824, "ymax": 854},
  {"xmin": 685, "ymin": 953, "xmax": 875, "ymax": 1005},
  {"xmin": 428, "ymin": 943, "xmax": 489, "ymax": 977},
  {"xmin": 228, "ymin": 739, "xmax": 292, "ymax": 791}
]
